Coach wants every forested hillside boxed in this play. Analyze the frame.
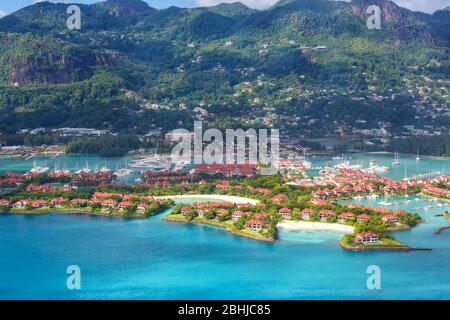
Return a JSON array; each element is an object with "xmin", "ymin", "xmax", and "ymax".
[{"xmin": 0, "ymin": 0, "xmax": 448, "ymax": 138}]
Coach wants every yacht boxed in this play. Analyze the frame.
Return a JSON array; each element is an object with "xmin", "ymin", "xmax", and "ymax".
[
  {"xmin": 30, "ymin": 160, "xmax": 50, "ymax": 174},
  {"xmin": 116, "ymin": 168, "xmax": 133, "ymax": 177},
  {"xmin": 75, "ymin": 161, "xmax": 91, "ymax": 174},
  {"xmin": 115, "ymin": 163, "xmax": 133, "ymax": 177},
  {"xmin": 363, "ymin": 164, "xmax": 390, "ymax": 174},
  {"xmin": 416, "ymin": 150, "xmax": 421, "ymax": 161},
  {"xmin": 129, "ymin": 155, "xmax": 173, "ymax": 171},
  {"xmin": 392, "ymin": 152, "xmax": 400, "ymax": 166},
  {"xmin": 334, "ymin": 161, "xmax": 362, "ymax": 170},
  {"xmin": 30, "ymin": 166, "xmax": 50, "ymax": 174},
  {"xmin": 99, "ymin": 160, "xmax": 111, "ymax": 174}
]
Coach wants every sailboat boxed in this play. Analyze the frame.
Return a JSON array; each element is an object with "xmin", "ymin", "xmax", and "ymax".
[
  {"xmin": 115, "ymin": 162, "xmax": 133, "ymax": 177},
  {"xmin": 76, "ymin": 160, "xmax": 91, "ymax": 174},
  {"xmin": 416, "ymin": 149, "xmax": 421, "ymax": 161},
  {"xmin": 30, "ymin": 160, "xmax": 50, "ymax": 174},
  {"xmin": 100, "ymin": 160, "xmax": 111, "ymax": 174},
  {"xmin": 392, "ymin": 152, "xmax": 400, "ymax": 166}
]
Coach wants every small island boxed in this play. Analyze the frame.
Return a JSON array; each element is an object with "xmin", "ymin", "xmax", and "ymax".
[{"xmin": 165, "ymin": 200, "xmax": 278, "ymax": 242}]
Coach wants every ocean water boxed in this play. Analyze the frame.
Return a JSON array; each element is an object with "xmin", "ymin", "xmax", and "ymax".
[
  {"xmin": 0, "ymin": 154, "xmax": 140, "ymax": 183},
  {"xmin": 0, "ymin": 152, "xmax": 448, "ymax": 180},
  {"xmin": 0, "ymin": 153, "xmax": 449, "ymax": 299},
  {"xmin": 308, "ymin": 152, "xmax": 448, "ymax": 180},
  {"xmin": 0, "ymin": 195, "xmax": 449, "ymax": 300}
]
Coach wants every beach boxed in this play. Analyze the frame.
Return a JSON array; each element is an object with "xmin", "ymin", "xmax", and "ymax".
[
  {"xmin": 155, "ymin": 194, "xmax": 261, "ymax": 205},
  {"xmin": 277, "ymin": 220, "xmax": 355, "ymax": 233}
]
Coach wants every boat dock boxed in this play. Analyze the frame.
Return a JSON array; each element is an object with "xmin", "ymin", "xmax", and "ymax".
[{"xmin": 435, "ymin": 226, "xmax": 450, "ymax": 235}]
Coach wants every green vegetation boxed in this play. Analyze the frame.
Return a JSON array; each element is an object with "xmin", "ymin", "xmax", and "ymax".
[
  {"xmin": 65, "ymin": 135, "xmax": 141, "ymax": 157},
  {"xmin": 340, "ymin": 234, "xmax": 409, "ymax": 250},
  {"xmin": 0, "ymin": 0, "xmax": 448, "ymax": 148},
  {"xmin": 388, "ymin": 135, "xmax": 450, "ymax": 157}
]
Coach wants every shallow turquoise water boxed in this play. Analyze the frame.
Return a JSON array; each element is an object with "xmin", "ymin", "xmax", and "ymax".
[
  {"xmin": 0, "ymin": 154, "xmax": 449, "ymax": 299},
  {"xmin": 0, "ymin": 154, "xmax": 140, "ymax": 183},
  {"xmin": 0, "ymin": 195, "xmax": 449, "ymax": 300},
  {"xmin": 308, "ymin": 153, "xmax": 448, "ymax": 180},
  {"xmin": 0, "ymin": 152, "xmax": 448, "ymax": 180}
]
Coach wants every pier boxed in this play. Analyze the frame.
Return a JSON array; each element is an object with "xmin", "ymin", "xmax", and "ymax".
[
  {"xmin": 435, "ymin": 226, "xmax": 450, "ymax": 235},
  {"xmin": 406, "ymin": 171, "xmax": 442, "ymax": 180}
]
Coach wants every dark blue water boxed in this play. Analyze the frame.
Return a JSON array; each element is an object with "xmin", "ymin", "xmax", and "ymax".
[{"xmin": 0, "ymin": 195, "xmax": 449, "ymax": 300}]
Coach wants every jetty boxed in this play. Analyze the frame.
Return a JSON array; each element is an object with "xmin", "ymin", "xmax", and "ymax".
[
  {"xmin": 435, "ymin": 226, "xmax": 450, "ymax": 235},
  {"xmin": 406, "ymin": 171, "xmax": 442, "ymax": 180}
]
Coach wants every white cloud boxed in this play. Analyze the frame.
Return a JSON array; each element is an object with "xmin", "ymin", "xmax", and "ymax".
[
  {"xmin": 390, "ymin": 0, "xmax": 450, "ymax": 13},
  {"xmin": 195, "ymin": 0, "xmax": 450, "ymax": 13},
  {"xmin": 0, "ymin": 9, "xmax": 8, "ymax": 18}
]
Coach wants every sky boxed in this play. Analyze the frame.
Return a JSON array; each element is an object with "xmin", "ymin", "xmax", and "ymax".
[{"xmin": 1, "ymin": 0, "xmax": 449, "ymax": 18}]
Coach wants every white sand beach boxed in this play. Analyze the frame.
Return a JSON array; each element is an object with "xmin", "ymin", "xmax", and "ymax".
[
  {"xmin": 277, "ymin": 221, "xmax": 354, "ymax": 233},
  {"xmin": 155, "ymin": 194, "xmax": 261, "ymax": 205}
]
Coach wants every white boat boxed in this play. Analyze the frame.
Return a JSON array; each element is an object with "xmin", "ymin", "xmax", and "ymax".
[
  {"xmin": 99, "ymin": 167, "xmax": 112, "ymax": 174},
  {"xmin": 334, "ymin": 161, "xmax": 361, "ymax": 170},
  {"xmin": 129, "ymin": 155, "xmax": 173, "ymax": 171},
  {"xmin": 30, "ymin": 160, "xmax": 50, "ymax": 174},
  {"xmin": 30, "ymin": 166, "xmax": 50, "ymax": 174},
  {"xmin": 363, "ymin": 164, "xmax": 390, "ymax": 174},
  {"xmin": 416, "ymin": 149, "xmax": 420, "ymax": 161},
  {"xmin": 97, "ymin": 160, "xmax": 111, "ymax": 174},
  {"xmin": 332, "ymin": 155, "xmax": 344, "ymax": 161},
  {"xmin": 76, "ymin": 161, "xmax": 91, "ymax": 174},
  {"xmin": 115, "ymin": 163, "xmax": 133, "ymax": 177},
  {"xmin": 116, "ymin": 168, "xmax": 133, "ymax": 177},
  {"xmin": 392, "ymin": 152, "xmax": 400, "ymax": 166}
]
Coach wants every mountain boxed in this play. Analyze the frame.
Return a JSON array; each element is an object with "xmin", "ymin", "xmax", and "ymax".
[
  {"xmin": 205, "ymin": 2, "xmax": 258, "ymax": 17},
  {"xmin": 0, "ymin": 0, "xmax": 448, "ymax": 137},
  {"xmin": 93, "ymin": 0, "xmax": 155, "ymax": 17}
]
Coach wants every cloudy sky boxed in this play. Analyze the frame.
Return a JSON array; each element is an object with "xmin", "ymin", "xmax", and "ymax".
[{"xmin": 1, "ymin": 0, "xmax": 449, "ymax": 17}]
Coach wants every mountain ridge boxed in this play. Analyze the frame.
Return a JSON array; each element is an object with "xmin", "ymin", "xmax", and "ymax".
[{"xmin": 0, "ymin": 0, "xmax": 448, "ymax": 138}]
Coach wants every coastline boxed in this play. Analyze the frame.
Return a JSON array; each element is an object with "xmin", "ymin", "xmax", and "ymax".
[
  {"xmin": 164, "ymin": 214, "xmax": 274, "ymax": 242},
  {"xmin": 340, "ymin": 242, "xmax": 432, "ymax": 252},
  {"xmin": 419, "ymin": 192, "xmax": 450, "ymax": 202},
  {"xmin": 277, "ymin": 220, "xmax": 354, "ymax": 233},
  {"xmin": 155, "ymin": 194, "xmax": 261, "ymax": 205},
  {"xmin": 1, "ymin": 207, "xmax": 159, "ymax": 219}
]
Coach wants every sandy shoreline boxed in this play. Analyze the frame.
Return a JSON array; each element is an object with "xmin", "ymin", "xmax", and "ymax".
[
  {"xmin": 277, "ymin": 221, "xmax": 354, "ymax": 233},
  {"xmin": 155, "ymin": 194, "xmax": 261, "ymax": 205}
]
